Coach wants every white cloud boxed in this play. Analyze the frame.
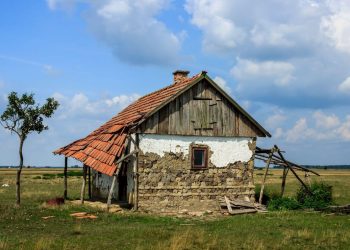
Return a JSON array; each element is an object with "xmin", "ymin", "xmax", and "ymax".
[
  {"xmin": 231, "ymin": 58, "xmax": 295, "ymax": 87},
  {"xmin": 265, "ymin": 113, "xmax": 286, "ymax": 129},
  {"xmin": 338, "ymin": 76, "xmax": 350, "ymax": 93},
  {"xmin": 321, "ymin": 0, "xmax": 350, "ymax": 53},
  {"xmin": 213, "ymin": 76, "xmax": 231, "ymax": 94},
  {"xmin": 250, "ymin": 23, "xmax": 295, "ymax": 47},
  {"xmin": 52, "ymin": 92, "xmax": 140, "ymax": 119},
  {"xmin": 48, "ymin": 0, "xmax": 181, "ymax": 66},
  {"xmin": 274, "ymin": 127, "xmax": 284, "ymax": 139},
  {"xmin": 313, "ymin": 110, "xmax": 340, "ymax": 129},
  {"xmin": 185, "ymin": 0, "xmax": 245, "ymax": 53},
  {"xmin": 105, "ymin": 94, "xmax": 140, "ymax": 107},
  {"xmin": 337, "ymin": 115, "xmax": 350, "ymax": 140},
  {"xmin": 286, "ymin": 118, "xmax": 311, "ymax": 142}
]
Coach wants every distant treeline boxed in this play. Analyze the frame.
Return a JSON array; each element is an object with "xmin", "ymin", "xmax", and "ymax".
[
  {"xmin": 271, "ymin": 165, "xmax": 350, "ymax": 169},
  {"xmin": 0, "ymin": 165, "xmax": 81, "ymax": 168}
]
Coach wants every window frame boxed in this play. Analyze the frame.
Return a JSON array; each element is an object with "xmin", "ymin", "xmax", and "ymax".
[{"xmin": 191, "ymin": 146, "xmax": 208, "ymax": 169}]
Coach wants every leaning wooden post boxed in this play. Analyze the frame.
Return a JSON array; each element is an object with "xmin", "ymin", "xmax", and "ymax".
[
  {"xmin": 107, "ymin": 136, "xmax": 130, "ymax": 211},
  {"xmin": 275, "ymin": 146, "xmax": 312, "ymax": 194},
  {"xmin": 64, "ymin": 157, "xmax": 68, "ymax": 200},
  {"xmin": 281, "ymin": 167, "xmax": 289, "ymax": 197},
  {"xmin": 259, "ymin": 147, "xmax": 274, "ymax": 204},
  {"xmin": 107, "ymin": 174, "xmax": 118, "ymax": 211},
  {"xmin": 133, "ymin": 134, "xmax": 139, "ymax": 211},
  {"xmin": 80, "ymin": 165, "xmax": 87, "ymax": 204},
  {"xmin": 88, "ymin": 167, "xmax": 92, "ymax": 199}
]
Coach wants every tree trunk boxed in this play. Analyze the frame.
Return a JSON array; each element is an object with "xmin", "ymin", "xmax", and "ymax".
[{"xmin": 16, "ymin": 136, "xmax": 25, "ymax": 206}]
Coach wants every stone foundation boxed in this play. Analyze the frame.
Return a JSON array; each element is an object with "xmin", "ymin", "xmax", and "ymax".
[{"xmin": 138, "ymin": 148, "xmax": 255, "ymax": 214}]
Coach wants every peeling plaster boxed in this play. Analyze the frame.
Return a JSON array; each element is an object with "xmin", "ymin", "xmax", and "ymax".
[{"xmin": 138, "ymin": 134, "xmax": 253, "ymax": 168}]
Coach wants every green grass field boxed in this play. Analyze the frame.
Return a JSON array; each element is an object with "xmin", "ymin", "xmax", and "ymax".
[{"xmin": 1, "ymin": 168, "xmax": 350, "ymax": 250}]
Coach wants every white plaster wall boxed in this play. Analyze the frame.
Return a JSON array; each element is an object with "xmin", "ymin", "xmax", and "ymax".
[
  {"xmin": 92, "ymin": 170, "xmax": 118, "ymax": 199},
  {"xmin": 138, "ymin": 134, "xmax": 253, "ymax": 167}
]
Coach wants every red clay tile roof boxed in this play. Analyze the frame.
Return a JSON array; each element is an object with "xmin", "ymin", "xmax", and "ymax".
[{"xmin": 54, "ymin": 73, "xmax": 203, "ymax": 176}]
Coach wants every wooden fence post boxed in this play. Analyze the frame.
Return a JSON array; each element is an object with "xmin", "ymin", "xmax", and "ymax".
[{"xmin": 64, "ymin": 157, "xmax": 68, "ymax": 200}]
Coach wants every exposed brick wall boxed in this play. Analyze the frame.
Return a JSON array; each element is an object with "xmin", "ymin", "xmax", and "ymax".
[{"xmin": 137, "ymin": 141, "xmax": 256, "ymax": 213}]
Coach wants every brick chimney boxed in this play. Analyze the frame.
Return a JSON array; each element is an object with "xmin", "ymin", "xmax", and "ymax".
[{"xmin": 173, "ymin": 70, "xmax": 190, "ymax": 83}]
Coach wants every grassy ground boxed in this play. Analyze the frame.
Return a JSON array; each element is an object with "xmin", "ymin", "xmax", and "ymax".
[{"xmin": 0, "ymin": 168, "xmax": 350, "ymax": 250}]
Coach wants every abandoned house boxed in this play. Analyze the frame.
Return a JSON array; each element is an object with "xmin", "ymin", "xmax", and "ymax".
[{"xmin": 54, "ymin": 70, "xmax": 271, "ymax": 213}]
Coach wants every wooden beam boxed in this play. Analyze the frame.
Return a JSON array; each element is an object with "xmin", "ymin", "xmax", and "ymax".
[
  {"xmin": 80, "ymin": 165, "xmax": 87, "ymax": 204},
  {"xmin": 107, "ymin": 137, "xmax": 130, "ymax": 210},
  {"xmin": 115, "ymin": 149, "xmax": 138, "ymax": 165},
  {"xmin": 133, "ymin": 134, "xmax": 139, "ymax": 211},
  {"xmin": 88, "ymin": 166, "xmax": 91, "ymax": 199},
  {"xmin": 64, "ymin": 157, "xmax": 68, "ymax": 200},
  {"xmin": 259, "ymin": 147, "xmax": 275, "ymax": 204},
  {"xmin": 224, "ymin": 196, "xmax": 233, "ymax": 214},
  {"xmin": 106, "ymin": 174, "xmax": 117, "ymax": 210},
  {"xmin": 275, "ymin": 146, "xmax": 312, "ymax": 194}
]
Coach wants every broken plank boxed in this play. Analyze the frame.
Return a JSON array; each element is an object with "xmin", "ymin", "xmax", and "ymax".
[
  {"xmin": 224, "ymin": 196, "xmax": 233, "ymax": 214},
  {"xmin": 229, "ymin": 209, "xmax": 257, "ymax": 215}
]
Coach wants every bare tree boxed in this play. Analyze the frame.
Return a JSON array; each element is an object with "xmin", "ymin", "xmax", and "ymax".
[{"xmin": 0, "ymin": 92, "xmax": 59, "ymax": 206}]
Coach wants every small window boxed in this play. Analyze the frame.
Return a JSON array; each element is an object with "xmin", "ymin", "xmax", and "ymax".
[{"xmin": 191, "ymin": 147, "xmax": 208, "ymax": 169}]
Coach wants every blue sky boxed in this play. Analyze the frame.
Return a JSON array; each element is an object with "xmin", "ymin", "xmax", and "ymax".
[{"xmin": 0, "ymin": 0, "xmax": 350, "ymax": 166}]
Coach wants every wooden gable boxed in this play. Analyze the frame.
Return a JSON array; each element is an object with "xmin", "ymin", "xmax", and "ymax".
[{"xmin": 138, "ymin": 78, "xmax": 267, "ymax": 137}]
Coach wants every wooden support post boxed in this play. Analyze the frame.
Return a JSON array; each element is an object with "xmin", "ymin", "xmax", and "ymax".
[
  {"xmin": 275, "ymin": 146, "xmax": 312, "ymax": 194},
  {"xmin": 106, "ymin": 137, "xmax": 130, "ymax": 211},
  {"xmin": 64, "ymin": 157, "xmax": 68, "ymax": 200},
  {"xmin": 259, "ymin": 148, "xmax": 274, "ymax": 204},
  {"xmin": 133, "ymin": 134, "xmax": 139, "ymax": 211},
  {"xmin": 80, "ymin": 165, "xmax": 87, "ymax": 204},
  {"xmin": 281, "ymin": 167, "xmax": 289, "ymax": 197},
  {"xmin": 107, "ymin": 174, "xmax": 117, "ymax": 210},
  {"xmin": 88, "ymin": 167, "xmax": 91, "ymax": 199}
]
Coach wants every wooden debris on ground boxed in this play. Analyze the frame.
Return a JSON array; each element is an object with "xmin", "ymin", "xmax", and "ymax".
[
  {"xmin": 70, "ymin": 212, "xmax": 98, "ymax": 219},
  {"xmin": 321, "ymin": 204, "xmax": 350, "ymax": 214},
  {"xmin": 42, "ymin": 216, "xmax": 55, "ymax": 220},
  {"xmin": 68, "ymin": 200, "xmax": 123, "ymax": 213},
  {"xmin": 220, "ymin": 196, "xmax": 267, "ymax": 215}
]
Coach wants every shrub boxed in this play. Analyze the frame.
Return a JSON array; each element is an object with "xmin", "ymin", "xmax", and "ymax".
[
  {"xmin": 268, "ymin": 197, "xmax": 301, "ymax": 211},
  {"xmin": 254, "ymin": 185, "xmax": 279, "ymax": 205},
  {"xmin": 296, "ymin": 182, "xmax": 333, "ymax": 209},
  {"xmin": 56, "ymin": 171, "xmax": 83, "ymax": 178},
  {"xmin": 42, "ymin": 173, "xmax": 56, "ymax": 180}
]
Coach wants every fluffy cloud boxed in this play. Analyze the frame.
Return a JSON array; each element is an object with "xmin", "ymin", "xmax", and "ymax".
[
  {"xmin": 337, "ymin": 116, "xmax": 350, "ymax": 140},
  {"xmin": 321, "ymin": 0, "xmax": 350, "ymax": 53},
  {"xmin": 231, "ymin": 58, "xmax": 295, "ymax": 87},
  {"xmin": 213, "ymin": 76, "xmax": 231, "ymax": 94},
  {"xmin": 52, "ymin": 92, "xmax": 140, "ymax": 120},
  {"xmin": 313, "ymin": 110, "xmax": 340, "ymax": 129},
  {"xmin": 47, "ymin": 0, "xmax": 181, "ymax": 65},
  {"xmin": 265, "ymin": 113, "xmax": 286, "ymax": 129},
  {"xmin": 186, "ymin": 0, "xmax": 350, "ymax": 109},
  {"xmin": 276, "ymin": 111, "xmax": 350, "ymax": 142},
  {"xmin": 338, "ymin": 76, "xmax": 350, "ymax": 94},
  {"xmin": 185, "ymin": 0, "xmax": 245, "ymax": 53}
]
